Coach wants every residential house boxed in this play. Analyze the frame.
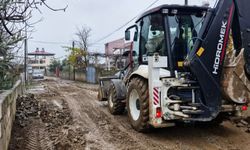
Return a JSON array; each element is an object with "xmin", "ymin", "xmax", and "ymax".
[
  {"xmin": 28, "ymin": 48, "xmax": 55, "ymax": 74},
  {"xmin": 105, "ymin": 38, "xmax": 132, "ymax": 70}
]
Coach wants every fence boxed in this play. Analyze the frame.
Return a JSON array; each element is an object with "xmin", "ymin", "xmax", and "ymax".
[
  {"xmin": 48, "ymin": 66, "xmax": 116, "ymax": 84},
  {"xmin": 0, "ymin": 78, "xmax": 24, "ymax": 150}
]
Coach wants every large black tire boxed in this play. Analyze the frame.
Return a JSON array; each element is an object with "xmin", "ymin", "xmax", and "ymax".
[
  {"xmin": 108, "ymin": 83, "xmax": 125, "ymax": 115},
  {"xmin": 127, "ymin": 77, "xmax": 150, "ymax": 132}
]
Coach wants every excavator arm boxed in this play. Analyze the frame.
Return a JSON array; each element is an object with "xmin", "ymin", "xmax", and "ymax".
[
  {"xmin": 187, "ymin": 0, "xmax": 250, "ymax": 116},
  {"xmin": 236, "ymin": 0, "xmax": 250, "ymax": 76}
]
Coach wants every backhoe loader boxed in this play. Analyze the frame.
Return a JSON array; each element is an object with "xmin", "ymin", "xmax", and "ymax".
[{"xmin": 98, "ymin": 0, "xmax": 250, "ymax": 132}]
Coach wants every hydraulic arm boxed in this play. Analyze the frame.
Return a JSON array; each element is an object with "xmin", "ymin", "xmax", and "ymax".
[{"xmin": 186, "ymin": 0, "xmax": 250, "ymax": 117}]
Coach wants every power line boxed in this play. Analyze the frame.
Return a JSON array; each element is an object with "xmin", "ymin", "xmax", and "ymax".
[
  {"xmin": 30, "ymin": 40, "xmax": 69, "ymax": 45},
  {"xmin": 30, "ymin": 0, "xmax": 160, "ymax": 47},
  {"xmin": 92, "ymin": 0, "xmax": 160, "ymax": 44}
]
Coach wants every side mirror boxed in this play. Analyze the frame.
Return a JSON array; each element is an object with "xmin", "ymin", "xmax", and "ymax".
[
  {"xmin": 133, "ymin": 31, "xmax": 138, "ymax": 41},
  {"xmin": 125, "ymin": 30, "xmax": 131, "ymax": 41}
]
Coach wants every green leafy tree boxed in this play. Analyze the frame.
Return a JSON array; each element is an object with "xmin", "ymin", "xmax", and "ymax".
[
  {"xmin": 65, "ymin": 47, "xmax": 88, "ymax": 68},
  {"xmin": 49, "ymin": 60, "xmax": 62, "ymax": 73}
]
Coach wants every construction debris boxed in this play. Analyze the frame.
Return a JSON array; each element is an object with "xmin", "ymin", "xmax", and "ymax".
[
  {"xmin": 9, "ymin": 82, "xmax": 86, "ymax": 150},
  {"xmin": 9, "ymin": 78, "xmax": 250, "ymax": 150}
]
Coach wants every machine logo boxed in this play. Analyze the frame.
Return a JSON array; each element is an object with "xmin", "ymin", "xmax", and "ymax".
[{"xmin": 213, "ymin": 21, "xmax": 227, "ymax": 75}]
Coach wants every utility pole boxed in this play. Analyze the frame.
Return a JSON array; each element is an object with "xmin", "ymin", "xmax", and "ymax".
[
  {"xmin": 72, "ymin": 41, "xmax": 75, "ymax": 81},
  {"xmin": 24, "ymin": 38, "xmax": 27, "ymax": 82},
  {"xmin": 68, "ymin": 61, "xmax": 71, "ymax": 80},
  {"xmin": 185, "ymin": 0, "xmax": 188, "ymax": 5},
  {"xmin": 24, "ymin": 22, "xmax": 28, "ymax": 84}
]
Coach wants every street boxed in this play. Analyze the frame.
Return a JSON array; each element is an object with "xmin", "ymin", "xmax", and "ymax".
[{"xmin": 9, "ymin": 77, "xmax": 250, "ymax": 150}]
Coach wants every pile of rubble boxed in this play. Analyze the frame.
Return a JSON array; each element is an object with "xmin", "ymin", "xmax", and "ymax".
[
  {"xmin": 53, "ymin": 126, "xmax": 88, "ymax": 149},
  {"xmin": 38, "ymin": 95, "xmax": 86, "ymax": 149},
  {"xmin": 11, "ymin": 83, "xmax": 88, "ymax": 149},
  {"xmin": 40, "ymin": 99, "xmax": 72, "ymax": 131},
  {"xmin": 15, "ymin": 94, "xmax": 40, "ymax": 127}
]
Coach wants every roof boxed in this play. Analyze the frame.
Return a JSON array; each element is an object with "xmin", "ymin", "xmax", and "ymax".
[
  {"xmin": 28, "ymin": 50, "xmax": 55, "ymax": 56},
  {"xmin": 105, "ymin": 38, "xmax": 124, "ymax": 45},
  {"xmin": 136, "ymin": 4, "xmax": 208, "ymax": 22}
]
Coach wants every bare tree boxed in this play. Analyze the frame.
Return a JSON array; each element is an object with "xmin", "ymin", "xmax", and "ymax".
[
  {"xmin": 0, "ymin": 0, "xmax": 67, "ymax": 58},
  {"xmin": 0, "ymin": 0, "xmax": 67, "ymax": 48},
  {"xmin": 0, "ymin": 0, "xmax": 67, "ymax": 88},
  {"xmin": 75, "ymin": 26, "xmax": 92, "ymax": 67}
]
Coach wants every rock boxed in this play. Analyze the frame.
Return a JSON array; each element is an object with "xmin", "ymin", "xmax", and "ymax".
[
  {"xmin": 81, "ymin": 140, "xmax": 86, "ymax": 145},
  {"xmin": 236, "ymin": 122, "xmax": 245, "ymax": 128},
  {"xmin": 19, "ymin": 123, "xmax": 26, "ymax": 128},
  {"xmin": 245, "ymin": 128, "xmax": 250, "ymax": 133},
  {"xmin": 240, "ymin": 120, "xmax": 249, "ymax": 126},
  {"xmin": 45, "ymin": 123, "xmax": 50, "ymax": 127},
  {"xmin": 98, "ymin": 121, "xmax": 106, "ymax": 126},
  {"xmin": 63, "ymin": 126, "xmax": 69, "ymax": 129},
  {"xmin": 73, "ymin": 138, "xmax": 78, "ymax": 143}
]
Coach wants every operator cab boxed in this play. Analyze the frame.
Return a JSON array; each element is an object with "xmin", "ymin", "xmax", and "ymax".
[{"xmin": 125, "ymin": 5, "xmax": 208, "ymax": 71}]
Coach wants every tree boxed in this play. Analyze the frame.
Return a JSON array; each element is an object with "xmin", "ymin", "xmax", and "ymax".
[
  {"xmin": 0, "ymin": 0, "xmax": 67, "ymax": 89},
  {"xmin": 65, "ymin": 46, "xmax": 88, "ymax": 69},
  {"xmin": 75, "ymin": 26, "xmax": 92, "ymax": 67},
  {"xmin": 49, "ymin": 60, "xmax": 62, "ymax": 73},
  {"xmin": 0, "ymin": 1, "xmax": 67, "ymax": 52}
]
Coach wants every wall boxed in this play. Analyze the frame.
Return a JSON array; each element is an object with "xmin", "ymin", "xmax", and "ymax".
[
  {"xmin": 49, "ymin": 66, "xmax": 100, "ymax": 84},
  {"xmin": 0, "ymin": 80, "xmax": 23, "ymax": 150},
  {"xmin": 75, "ymin": 71, "xmax": 86, "ymax": 82}
]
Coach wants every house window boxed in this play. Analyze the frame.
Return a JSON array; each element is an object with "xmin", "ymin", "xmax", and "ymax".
[{"xmin": 40, "ymin": 59, "xmax": 45, "ymax": 64}]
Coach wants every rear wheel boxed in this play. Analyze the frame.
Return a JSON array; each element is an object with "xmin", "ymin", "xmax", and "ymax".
[
  {"xmin": 127, "ymin": 77, "xmax": 149, "ymax": 132},
  {"xmin": 108, "ymin": 83, "xmax": 125, "ymax": 115}
]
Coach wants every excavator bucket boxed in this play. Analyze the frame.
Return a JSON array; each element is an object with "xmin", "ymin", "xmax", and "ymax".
[
  {"xmin": 186, "ymin": 0, "xmax": 250, "ymax": 116},
  {"xmin": 221, "ymin": 36, "xmax": 250, "ymax": 103},
  {"xmin": 221, "ymin": 0, "xmax": 250, "ymax": 103}
]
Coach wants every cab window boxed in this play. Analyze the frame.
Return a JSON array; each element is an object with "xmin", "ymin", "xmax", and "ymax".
[{"xmin": 139, "ymin": 14, "xmax": 166, "ymax": 63}]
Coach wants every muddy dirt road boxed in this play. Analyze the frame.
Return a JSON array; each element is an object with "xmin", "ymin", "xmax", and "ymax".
[{"xmin": 9, "ymin": 78, "xmax": 250, "ymax": 150}]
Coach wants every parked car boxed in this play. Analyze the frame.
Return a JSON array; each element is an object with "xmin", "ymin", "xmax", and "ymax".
[{"xmin": 32, "ymin": 70, "xmax": 44, "ymax": 79}]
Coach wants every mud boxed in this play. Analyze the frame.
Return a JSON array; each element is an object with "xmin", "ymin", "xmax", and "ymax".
[{"xmin": 9, "ymin": 77, "xmax": 250, "ymax": 150}]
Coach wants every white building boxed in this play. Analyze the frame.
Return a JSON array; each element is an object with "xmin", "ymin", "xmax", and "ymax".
[{"xmin": 28, "ymin": 48, "xmax": 55, "ymax": 73}]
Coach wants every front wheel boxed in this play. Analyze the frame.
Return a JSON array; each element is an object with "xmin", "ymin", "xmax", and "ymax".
[
  {"xmin": 127, "ymin": 77, "xmax": 149, "ymax": 132},
  {"xmin": 108, "ymin": 83, "xmax": 125, "ymax": 115}
]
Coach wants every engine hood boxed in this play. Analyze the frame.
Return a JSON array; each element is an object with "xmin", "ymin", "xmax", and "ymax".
[{"xmin": 129, "ymin": 65, "xmax": 171, "ymax": 79}]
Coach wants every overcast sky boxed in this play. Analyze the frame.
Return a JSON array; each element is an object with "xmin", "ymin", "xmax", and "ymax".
[{"xmin": 28, "ymin": 0, "xmax": 216, "ymax": 59}]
